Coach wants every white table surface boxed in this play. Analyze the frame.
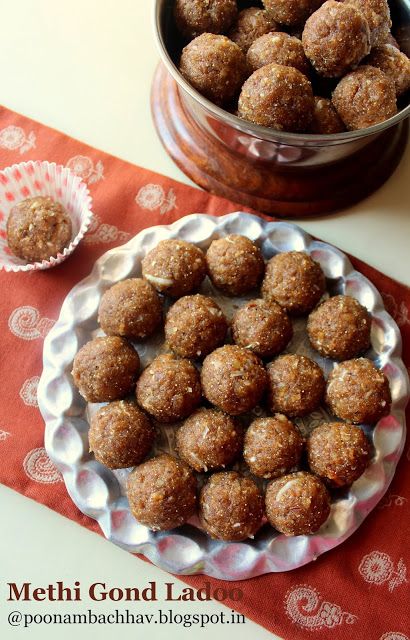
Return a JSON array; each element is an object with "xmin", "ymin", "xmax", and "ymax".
[{"xmin": 0, "ymin": 2, "xmax": 409, "ymax": 639}]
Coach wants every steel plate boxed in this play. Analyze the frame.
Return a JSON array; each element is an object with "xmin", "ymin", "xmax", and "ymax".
[{"xmin": 38, "ymin": 213, "xmax": 409, "ymax": 580}]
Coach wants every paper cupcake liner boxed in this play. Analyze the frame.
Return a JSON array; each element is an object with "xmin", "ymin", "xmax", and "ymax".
[{"xmin": 0, "ymin": 160, "xmax": 93, "ymax": 272}]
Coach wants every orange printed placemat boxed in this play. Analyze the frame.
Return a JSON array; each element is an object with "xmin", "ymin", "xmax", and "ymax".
[{"xmin": 0, "ymin": 105, "xmax": 409, "ymax": 640}]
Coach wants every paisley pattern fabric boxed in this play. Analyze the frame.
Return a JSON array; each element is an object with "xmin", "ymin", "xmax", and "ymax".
[{"xmin": 0, "ymin": 104, "xmax": 409, "ymax": 640}]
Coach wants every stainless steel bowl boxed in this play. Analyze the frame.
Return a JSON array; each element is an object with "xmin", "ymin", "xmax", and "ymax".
[{"xmin": 152, "ymin": 0, "xmax": 410, "ymax": 214}]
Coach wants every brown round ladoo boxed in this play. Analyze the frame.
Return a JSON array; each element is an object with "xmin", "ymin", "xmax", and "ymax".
[
  {"xmin": 89, "ymin": 400, "xmax": 155, "ymax": 469},
  {"xmin": 265, "ymin": 471, "xmax": 331, "ymax": 536},
  {"xmin": 262, "ymin": 251, "xmax": 325, "ymax": 315},
  {"xmin": 176, "ymin": 407, "xmax": 243, "ymax": 472},
  {"xmin": 201, "ymin": 345, "xmax": 268, "ymax": 415},
  {"xmin": 341, "ymin": 0, "xmax": 391, "ymax": 48},
  {"xmin": 366, "ymin": 44, "xmax": 410, "ymax": 96},
  {"xmin": 228, "ymin": 7, "xmax": 278, "ymax": 53},
  {"xmin": 326, "ymin": 357, "xmax": 391, "ymax": 424},
  {"xmin": 206, "ymin": 234, "xmax": 265, "ymax": 296},
  {"xmin": 267, "ymin": 354, "xmax": 325, "ymax": 417},
  {"xmin": 165, "ymin": 294, "xmax": 227, "ymax": 359},
  {"xmin": 302, "ymin": 1, "xmax": 371, "ymax": 78},
  {"xmin": 98, "ymin": 278, "xmax": 162, "ymax": 340},
  {"xmin": 332, "ymin": 66, "xmax": 397, "ymax": 131},
  {"xmin": 136, "ymin": 353, "xmax": 202, "ymax": 423},
  {"xmin": 7, "ymin": 196, "xmax": 72, "ymax": 262},
  {"xmin": 72, "ymin": 336, "xmax": 140, "ymax": 403},
  {"xmin": 262, "ymin": 0, "xmax": 326, "ymax": 27},
  {"xmin": 127, "ymin": 454, "xmax": 197, "ymax": 531},
  {"xmin": 244, "ymin": 414, "xmax": 304, "ymax": 479},
  {"xmin": 238, "ymin": 64, "xmax": 315, "ymax": 132},
  {"xmin": 307, "ymin": 294, "xmax": 371, "ymax": 360},
  {"xmin": 142, "ymin": 238, "xmax": 206, "ymax": 298},
  {"xmin": 247, "ymin": 32, "xmax": 310, "ymax": 76},
  {"xmin": 199, "ymin": 471, "xmax": 264, "ymax": 541},
  {"xmin": 174, "ymin": 0, "xmax": 238, "ymax": 39},
  {"xmin": 307, "ymin": 421, "xmax": 371, "ymax": 487},
  {"xmin": 232, "ymin": 298, "xmax": 293, "ymax": 359},
  {"xmin": 179, "ymin": 33, "xmax": 247, "ymax": 106}
]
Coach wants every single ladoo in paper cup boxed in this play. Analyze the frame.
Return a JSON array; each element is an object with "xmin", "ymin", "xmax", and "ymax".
[{"xmin": 0, "ymin": 160, "xmax": 93, "ymax": 272}]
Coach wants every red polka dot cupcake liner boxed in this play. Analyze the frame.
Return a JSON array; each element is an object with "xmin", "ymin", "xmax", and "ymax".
[{"xmin": 0, "ymin": 160, "xmax": 93, "ymax": 272}]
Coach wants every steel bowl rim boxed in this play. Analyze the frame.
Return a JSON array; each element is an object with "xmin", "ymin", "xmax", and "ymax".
[{"xmin": 153, "ymin": 0, "xmax": 410, "ymax": 147}]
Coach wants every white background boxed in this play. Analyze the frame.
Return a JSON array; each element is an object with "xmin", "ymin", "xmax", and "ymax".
[{"xmin": 0, "ymin": 1, "xmax": 409, "ymax": 639}]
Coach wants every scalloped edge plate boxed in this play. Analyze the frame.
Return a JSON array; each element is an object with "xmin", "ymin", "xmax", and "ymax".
[{"xmin": 38, "ymin": 213, "xmax": 409, "ymax": 580}]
